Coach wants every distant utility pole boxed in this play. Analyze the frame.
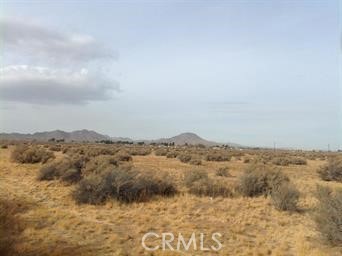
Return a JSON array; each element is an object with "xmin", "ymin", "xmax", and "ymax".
[
  {"xmin": 328, "ymin": 144, "xmax": 330, "ymax": 152},
  {"xmin": 273, "ymin": 142, "xmax": 276, "ymax": 152}
]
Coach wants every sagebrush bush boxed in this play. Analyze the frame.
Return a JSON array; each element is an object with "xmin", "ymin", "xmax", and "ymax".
[
  {"xmin": 1, "ymin": 144, "xmax": 8, "ymax": 149},
  {"xmin": 114, "ymin": 151, "xmax": 132, "ymax": 162},
  {"xmin": 188, "ymin": 179, "xmax": 233, "ymax": 197},
  {"xmin": 238, "ymin": 164, "xmax": 289, "ymax": 197},
  {"xmin": 205, "ymin": 151, "xmax": 231, "ymax": 162},
  {"xmin": 317, "ymin": 157, "xmax": 342, "ymax": 182},
  {"xmin": 271, "ymin": 157, "xmax": 290, "ymax": 166},
  {"xmin": 178, "ymin": 153, "xmax": 192, "ymax": 163},
  {"xmin": 189, "ymin": 158, "xmax": 202, "ymax": 165},
  {"xmin": 73, "ymin": 169, "xmax": 177, "ymax": 204},
  {"xmin": 166, "ymin": 151, "xmax": 178, "ymax": 158},
  {"xmin": 216, "ymin": 167, "xmax": 231, "ymax": 177},
  {"xmin": 271, "ymin": 183, "xmax": 299, "ymax": 211},
  {"xmin": 184, "ymin": 169, "xmax": 232, "ymax": 197},
  {"xmin": 38, "ymin": 155, "xmax": 86, "ymax": 183},
  {"xmin": 83, "ymin": 155, "xmax": 118, "ymax": 175},
  {"xmin": 154, "ymin": 148, "xmax": 168, "ymax": 156},
  {"xmin": 128, "ymin": 147, "xmax": 151, "ymax": 156},
  {"xmin": 184, "ymin": 169, "xmax": 208, "ymax": 188},
  {"xmin": 11, "ymin": 145, "xmax": 55, "ymax": 164},
  {"xmin": 314, "ymin": 186, "xmax": 342, "ymax": 245}
]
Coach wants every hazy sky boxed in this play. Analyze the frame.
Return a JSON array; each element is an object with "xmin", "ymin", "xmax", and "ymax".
[{"xmin": 0, "ymin": 0, "xmax": 341, "ymax": 150}]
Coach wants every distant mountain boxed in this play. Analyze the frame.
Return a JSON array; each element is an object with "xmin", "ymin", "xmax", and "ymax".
[
  {"xmin": 0, "ymin": 129, "xmax": 110, "ymax": 142},
  {"xmin": 0, "ymin": 130, "xmax": 240, "ymax": 147},
  {"xmin": 150, "ymin": 132, "xmax": 220, "ymax": 146}
]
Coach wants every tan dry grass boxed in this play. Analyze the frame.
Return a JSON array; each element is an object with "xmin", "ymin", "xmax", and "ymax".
[{"xmin": 0, "ymin": 147, "xmax": 341, "ymax": 255}]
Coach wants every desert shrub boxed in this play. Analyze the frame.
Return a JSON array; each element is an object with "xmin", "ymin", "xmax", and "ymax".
[
  {"xmin": 73, "ymin": 169, "xmax": 177, "ymax": 204},
  {"xmin": 154, "ymin": 148, "xmax": 168, "ymax": 156},
  {"xmin": 188, "ymin": 179, "xmax": 233, "ymax": 197},
  {"xmin": 114, "ymin": 151, "xmax": 132, "ymax": 162},
  {"xmin": 317, "ymin": 157, "xmax": 342, "ymax": 182},
  {"xmin": 73, "ymin": 174, "xmax": 111, "ymax": 204},
  {"xmin": 11, "ymin": 145, "xmax": 55, "ymax": 164},
  {"xmin": 216, "ymin": 167, "xmax": 231, "ymax": 177},
  {"xmin": 166, "ymin": 151, "xmax": 178, "ymax": 158},
  {"xmin": 128, "ymin": 147, "xmax": 151, "ymax": 156},
  {"xmin": 184, "ymin": 169, "xmax": 209, "ymax": 188},
  {"xmin": 205, "ymin": 151, "xmax": 231, "ymax": 162},
  {"xmin": 272, "ymin": 157, "xmax": 290, "ymax": 166},
  {"xmin": 238, "ymin": 164, "xmax": 289, "ymax": 197},
  {"xmin": 49, "ymin": 144, "xmax": 61, "ymax": 152},
  {"xmin": 189, "ymin": 158, "xmax": 202, "ymax": 165},
  {"xmin": 38, "ymin": 155, "xmax": 86, "ymax": 183},
  {"xmin": 178, "ymin": 153, "xmax": 192, "ymax": 163},
  {"xmin": 271, "ymin": 183, "xmax": 299, "ymax": 211},
  {"xmin": 243, "ymin": 157, "xmax": 251, "ymax": 163},
  {"xmin": 314, "ymin": 186, "xmax": 342, "ymax": 245},
  {"xmin": 184, "ymin": 170, "xmax": 232, "ymax": 197},
  {"xmin": 83, "ymin": 155, "xmax": 119, "ymax": 175},
  {"xmin": 60, "ymin": 168, "xmax": 82, "ymax": 183},
  {"xmin": 1, "ymin": 144, "xmax": 8, "ymax": 149},
  {"xmin": 289, "ymin": 157, "xmax": 307, "ymax": 165}
]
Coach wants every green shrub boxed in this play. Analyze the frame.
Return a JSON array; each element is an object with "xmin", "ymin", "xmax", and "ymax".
[
  {"xmin": 318, "ymin": 157, "xmax": 342, "ymax": 182},
  {"xmin": 314, "ymin": 186, "xmax": 342, "ymax": 245},
  {"xmin": 271, "ymin": 183, "xmax": 299, "ymax": 211}
]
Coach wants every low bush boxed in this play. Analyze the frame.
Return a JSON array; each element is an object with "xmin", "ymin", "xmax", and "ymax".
[
  {"xmin": 128, "ymin": 147, "xmax": 151, "ymax": 156},
  {"xmin": 188, "ymin": 178, "xmax": 233, "ymax": 197},
  {"xmin": 37, "ymin": 155, "xmax": 86, "ymax": 183},
  {"xmin": 178, "ymin": 153, "xmax": 192, "ymax": 163},
  {"xmin": 317, "ymin": 157, "xmax": 342, "ymax": 182},
  {"xmin": 184, "ymin": 169, "xmax": 208, "ymax": 188},
  {"xmin": 73, "ymin": 169, "xmax": 177, "ymax": 204},
  {"xmin": 11, "ymin": 145, "xmax": 55, "ymax": 164},
  {"xmin": 314, "ymin": 186, "xmax": 342, "ymax": 245},
  {"xmin": 1, "ymin": 144, "xmax": 8, "ymax": 149},
  {"xmin": 155, "ymin": 148, "xmax": 168, "ymax": 156},
  {"xmin": 166, "ymin": 151, "xmax": 178, "ymax": 158},
  {"xmin": 205, "ymin": 151, "xmax": 231, "ymax": 162},
  {"xmin": 189, "ymin": 158, "xmax": 202, "ymax": 165},
  {"xmin": 271, "ymin": 183, "xmax": 299, "ymax": 211},
  {"xmin": 272, "ymin": 157, "xmax": 290, "ymax": 166},
  {"xmin": 114, "ymin": 151, "xmax": 132, "ymax": 162},
  {"xmin": 216, "ymin": 167, "xmax": 231, "ymax": 177},
  {"xmin": 83, "ymin": 155, "xmax": 119, "ymax": 175},
  {"xmin": 238, "ymin": 164, "xmax": 289, "ymax": 197},
  {"xmin": 184, "ymin": 169, "xmax": 232, "ymax": 197}
]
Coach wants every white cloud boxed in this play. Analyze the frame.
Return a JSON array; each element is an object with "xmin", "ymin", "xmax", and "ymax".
[
  {"xmin": 0, "ymin": 16, "xmax": 116, "ymax": 63},
  {"xmin": 0, "ymin": 65, "xmax": 119, "ymax": 104}
]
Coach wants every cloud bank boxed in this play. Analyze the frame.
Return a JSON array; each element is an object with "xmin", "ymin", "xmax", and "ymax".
[
  {"xmin": 0, "ymin": 65, "xmax": 119, "ymax": 104},
  {"xmin": 0, "ymin": 16, "xmax": 119, "ymax": 104},
  {"xmin": 0, "ymin": 17, "xmax": 116, "ymax": 63}
]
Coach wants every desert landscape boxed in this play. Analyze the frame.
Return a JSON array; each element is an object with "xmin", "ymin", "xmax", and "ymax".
[
  {"xmin": 1, "ymin": 1, "xmax": 341, "ymax": 255},
  {"xmin": 1, "ymin": 132, "xmax": 341, "ymax": 255}
]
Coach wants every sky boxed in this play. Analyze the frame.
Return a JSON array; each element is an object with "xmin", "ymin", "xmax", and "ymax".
[{"xmin": 0, "ymin": 0, "xmax": 341, "ymax": 150}]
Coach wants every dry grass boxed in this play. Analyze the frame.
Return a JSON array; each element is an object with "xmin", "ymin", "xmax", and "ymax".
[{"xmin": 0, "ymin": 145, "xmax": 341, "ymax": 255}]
